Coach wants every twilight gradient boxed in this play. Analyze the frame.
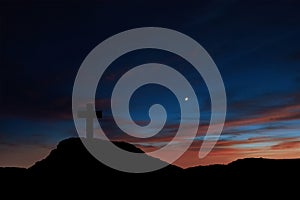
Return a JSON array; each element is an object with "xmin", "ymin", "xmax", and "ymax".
[{"xmin": 1, "ymin": 0, "xmax": 300, "ymax": 168}]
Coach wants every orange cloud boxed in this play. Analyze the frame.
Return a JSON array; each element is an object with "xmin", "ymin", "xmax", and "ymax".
[
  {"xmin": 135, "ymin": 135, "xmax": 300, "ymax": 168},
  {"xmin": 225, "ymin": 103, "xmax": 300, "ymax": 128},
  {"xmin": 108, "ymin": 97, "xmax": 300, "ymax": 168}
]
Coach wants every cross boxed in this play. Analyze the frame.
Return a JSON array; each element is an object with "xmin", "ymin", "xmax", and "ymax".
[{"xmin": 77, "ymin": 103, "xmax": 102, "ymax": 139}]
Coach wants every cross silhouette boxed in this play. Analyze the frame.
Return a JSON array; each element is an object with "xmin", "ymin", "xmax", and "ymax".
[{"xmin": 77, "ymin": 103, "xmax": 102, "ymax": 139}]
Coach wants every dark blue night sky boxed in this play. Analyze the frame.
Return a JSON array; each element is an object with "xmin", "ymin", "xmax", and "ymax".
[{"xmin": 1, "ymin": 0, "xmax": 300, "ymax": 168}]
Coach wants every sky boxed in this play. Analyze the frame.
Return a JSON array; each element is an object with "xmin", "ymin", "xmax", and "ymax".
[{"xmin": 1, "ymin": 0, "xmax": 300, "ymax": 168}]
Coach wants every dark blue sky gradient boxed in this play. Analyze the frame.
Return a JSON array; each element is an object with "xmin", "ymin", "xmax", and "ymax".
[{"xmin": 1, "ymin": 0, "xmax": 300, "ymax": 167}]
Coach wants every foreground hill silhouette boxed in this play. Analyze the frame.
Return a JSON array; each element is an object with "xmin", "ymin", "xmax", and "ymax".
[
  {"xmin": 28, "ymin": 138, "xmax": 182, "ymax": 178},
  {"xmin": 1, "ymin": 137, "xmax": 300, "ymax": 190}
]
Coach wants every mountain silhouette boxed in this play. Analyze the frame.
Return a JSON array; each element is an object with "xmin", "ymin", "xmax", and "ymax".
[
  {"xmin": 28, "ymin": 138, "xmax": 182, "ymax": 178},
  {"xmin": 1, "ymin": 137, "xmax": 300, "ymax": 191}
]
